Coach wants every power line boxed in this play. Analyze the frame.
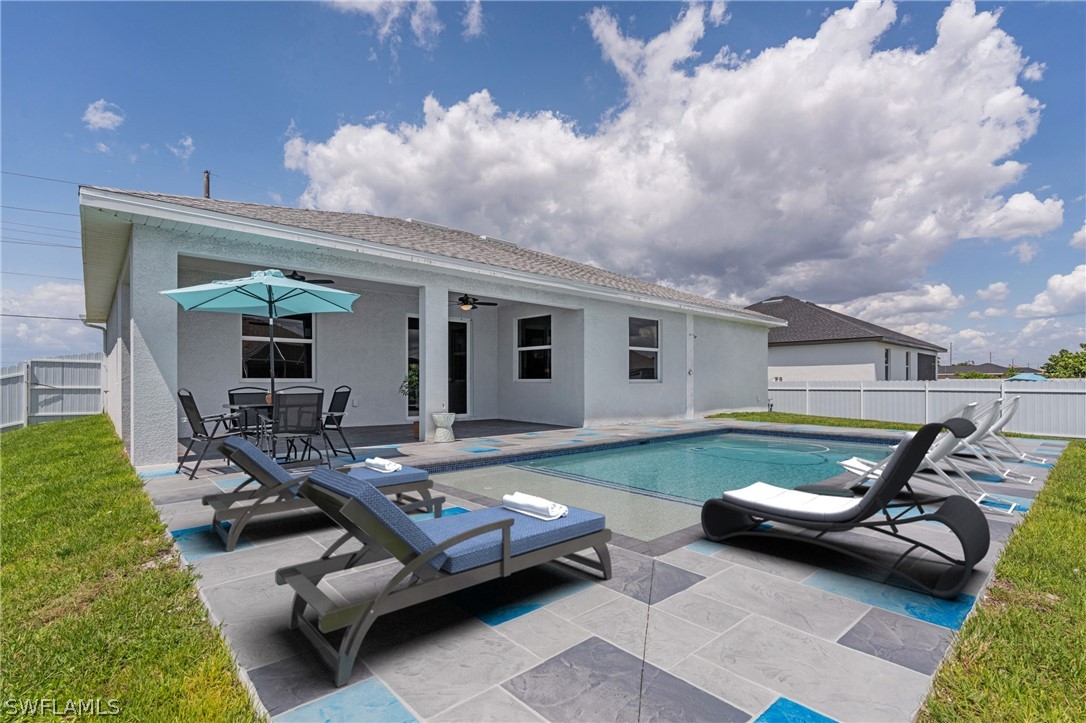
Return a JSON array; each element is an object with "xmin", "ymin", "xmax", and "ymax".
[
  {"xmin": 1, "ymin": 313, "xmax": 85, "ymax": 321},
  {"xmin": 2, "ymin": 271, "xmax": 82, "ymax": 281},
  {"xmin": 0, "ymin": 205, "xmax": 79, "ymax": 217},
  {"xmin": 0, "ymin": 170, "xmax": 81, "ymax": 186},
  {"xmin": 2, "ymin": 220, "xmax": 79, "ymax": 233},
  {"xmin": 0, "ymin": 227, "xmax": 80, "ymax": 240},
  {"xmin": 0, "ymin": 238, "xmax": 81, "ymax": 249}
]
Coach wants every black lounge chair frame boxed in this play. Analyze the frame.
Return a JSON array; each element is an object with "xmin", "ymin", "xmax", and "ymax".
[
  {"xmin": 702, "ymin": 419, "xmax": 991, "ymax": 599},
  {"xmin": 276, "ymin": 472, "xmax": 612, "ymax": 687},
  {"xmin": 207, "ymin": 438, "xmax": 440, "ymax": 552}
]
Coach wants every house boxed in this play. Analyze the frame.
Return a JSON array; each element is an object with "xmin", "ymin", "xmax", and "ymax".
[
  {"xmin": 79, "ymin": 187, "xmax": 785, "ymax": 466},
  {"xmin": 745, "ymin": 295, "xmax": 946, "ymax": 382},
  {"xmin": 937, "ymin": 363, "xmax": 1040, "ymax": 379}
]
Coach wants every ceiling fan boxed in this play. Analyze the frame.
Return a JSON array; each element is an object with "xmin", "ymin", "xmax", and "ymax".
[
  {"xmin": 454, "ymin": 294, "xmax": 498, "ymax": 311},
  {"xmin": 286, "ymin": 270, "xmax": 335, "ymax": 285}
]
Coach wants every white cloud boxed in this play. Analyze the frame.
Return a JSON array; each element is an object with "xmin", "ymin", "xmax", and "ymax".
[
  {"xmin": 287, "ymin": 0, "xmax": 1064, "ymax": 302},
  {"xmin": 0, "ymin": 283, "xmax": 100, "ymax": 359},
  {"xmin": 967, "ymin": 307, "xmax": 1008, "ymax": 319},
  {"xmin": 94, "ymin": 142, "xmax": 111, "ymax": 154},
  {"xmin": 828, "ymin": 283, "xmax": 966, "ymax": 327},
  {"xmin": 1015, "ymin": 265, "xmax": 1086, "ymax": 318},
  {"xmin": 1022, "ymin": 61, "xmax": 1046, "ymax": 81},
  {"xmin": 328, "ymin": 0, "xmax": 442, "ymax": 49},
  {"xmin": 1010, "ymin": 319, "xmax": 1085, "ymax": 366},
  {"xmin": 462, "ymin": 0, "xmax": 483, "ymax": 40},
  {"xmin": 709, "ymin": 1, "xmax": 730, "ymax": 27},
  {"xmin": 82, "ymin": 99, "xmax": 125, "ymax": 131},
  {"xmin": 1071, "ymin": 222, "xmax": 1086, "ymax": 249},
  {"xmin": 1010, "ymin": 240, "xmax": 1038, "ymax": 263},
  {"xmin": 976, "ymin": 281, "xmax": 1009, "ymax": 301},
  {"xmin": 167, "ymin": 134, "xmax": 195, "ymax": 161}
]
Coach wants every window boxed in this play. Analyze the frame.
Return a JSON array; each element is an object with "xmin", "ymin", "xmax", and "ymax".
[
  {"xmin": 406, "ymin": 317, "xmax": 419, "ymax": 415},
  {"xmin": 629, "ymin": 317, "xmax": 659, "ymax": 380},
  {"xmin": 242, "ymin": 314, "xmax": 313, "ymax": 380},
  {"xmin": 517, "ymin": 316, "xmax": 551, "ymax": 380},
  {"xmin": 884, "ymin": 349, "xmax": 890, "ymax": 380},
  {"xmin": 905, "ymin": 351, "xmax": 911, "ymax": 380}
]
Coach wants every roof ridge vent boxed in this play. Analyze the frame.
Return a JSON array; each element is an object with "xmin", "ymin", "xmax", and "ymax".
[
  {"xmin": 480, "ymin": 234, "xmax": 517, "ymax": 247},
  {"xmin": 406, "ymin": 217, "xmax": 452, "ymax": 232}
]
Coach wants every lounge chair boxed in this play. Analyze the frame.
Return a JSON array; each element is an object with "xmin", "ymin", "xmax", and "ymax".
[
  {"xmin": 835, "ymin": 402, "xmax": 1020, "ymax": 514},
  {"xmin": 975, "ymin": 395, "xmax": 1048, "ymax": 465},
  {"xmin": 701, "ymin": 419, "xmax": 990, "ymax": 599},
  {"xmin": 206, "ymin": 437, "xmax": 441, "ymax": 551},
  {"xmin": 951, "ymin": 398, "xmax": 1039, "ymax": 482},
  {"xmin": 275, "ymin": 467, "xmax": 612, "ymax": 686}
]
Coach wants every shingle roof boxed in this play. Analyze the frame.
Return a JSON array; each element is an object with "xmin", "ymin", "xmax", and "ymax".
[
  {"xmin": 938, "ymin": 363, "xmax": 1039, "ymax": 375},
  {"xmin": 745, "ymin": 295, "xmax": 946, "ymax": 352},
  {"xmin": 87, "ymin": 187, "xmax": 780, "ymax": 324}
]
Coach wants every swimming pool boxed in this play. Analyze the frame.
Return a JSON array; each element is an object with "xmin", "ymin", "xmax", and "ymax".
[{"xmin": 514, "ymin": 432, "xmax": 894, "ymax": 504}]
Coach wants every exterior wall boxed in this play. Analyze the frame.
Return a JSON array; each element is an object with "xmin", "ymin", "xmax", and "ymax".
[
  {"xmin": 692, "ymin": 315, "xmax": 770, "ymax": 414},
  {"xmin": 497, "ymin": 303, "xmax": 585, "ymax": 427},
  {"xmin": 767, "ymin": 342, "xmax": 939, "ymax": 381},
  {"xmin": 103, "ymin": 260, "xmax": 128, "ymax": 442}
]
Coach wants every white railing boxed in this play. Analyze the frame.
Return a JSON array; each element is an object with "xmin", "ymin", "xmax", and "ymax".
[
  {"xmin": 768, "ymin": 379, "xmax": 1086, "ymax": 438},
  {"xmin": 0, "ymin": 353, "xmax": 105, "ymax": 432}
]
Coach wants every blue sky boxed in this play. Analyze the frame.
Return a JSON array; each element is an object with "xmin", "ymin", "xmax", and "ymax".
[{"xmin": 2, "ymin": 1, "xmax": 1083, "ymax": 368}]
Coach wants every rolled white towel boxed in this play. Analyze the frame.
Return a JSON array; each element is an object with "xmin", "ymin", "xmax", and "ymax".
[
  {"xmin": 364, "ymin": 457, "xmax": 402, "ymax": 473},
  {"xmin": 502, "ymin": 491, "xmax": 568, "ymax": 521}
]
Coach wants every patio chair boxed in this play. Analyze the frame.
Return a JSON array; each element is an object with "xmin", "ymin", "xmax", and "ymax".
[
  {"xmin": 832, "ymin": 402, "xmax": 1020, "ymax": 514},
  {"xmin": 176, "ymin": 388, "xmax": 240, "ymax": 479},
  {"xmin": 975, "ymin": 395, "xmax": 1049, "ymax": 465},
  {"xmin": 259, "ymin": 386, "xmax": 326, "ymax": 464},
  {"xmin": 207, "ymin": 436, "xmax": 441, "ymax": 551},
  {"xmin": 950, "ymin": 397, "xmax": 1037, "ymax": 482},
  {"xmin": 322, "ymin": 385, "xmax": 355, "ymax": 460},
  {"xmin": 275, "ymin": 467, "xmax": 612, "ymax": 686},
  {"xmin": 227, "ymin": 386, "xmax": 269, "ymax": 439},
  {"xmin": 702, "ymin": 419, "xmax": 990, "ymax": 599}
]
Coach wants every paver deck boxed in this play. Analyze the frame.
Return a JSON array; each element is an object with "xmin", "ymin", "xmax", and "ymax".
[{"xmin": 141, "ymin": 418, "xmax": 1064, "ymax": 722}]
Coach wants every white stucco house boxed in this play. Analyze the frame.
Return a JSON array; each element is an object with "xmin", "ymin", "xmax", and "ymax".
[
  {"xmin": 80, "ymin": 187, "xmax": 784, "ymax": 466},
  {"xmin": 745, "ymin": 296, "xmax": 946, "ymax": 382}
]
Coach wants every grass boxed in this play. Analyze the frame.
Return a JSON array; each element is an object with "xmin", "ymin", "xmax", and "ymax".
[
  {"xmin": 715, "ymin": 411, "xmax": 1086, "ymax": 718},
  {"xmin": 0, "ymin": 415, "xmax": 258, "ymax": 722}
]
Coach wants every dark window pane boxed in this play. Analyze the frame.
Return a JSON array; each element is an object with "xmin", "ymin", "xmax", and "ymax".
[
  {"xmin": 407, "ymin": 317, "xmax": 420, "ymax": 415},
  {"xmin": 629, "ymin": 318, "xmax": 658, "ymax": 348},
  {"xmin": 242, "ymin": 314, "xmax": 312, "ymax": 340},
  {"xmin": 518, "ymin": 316, "xmax": 551, "ymax": 348},
  {"xmin": 242, "ymin": 341, "xmax": 312, "ymax": 379},
  {"xmin": 519, "ymin": 349, "xmax": 551, "ymax": 380},
  {"xmin": 629, "ymin": 350, "xmax": 658, "ymax": 380}
]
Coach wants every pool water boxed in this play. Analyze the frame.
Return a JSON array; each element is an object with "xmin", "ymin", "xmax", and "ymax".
[{"xmin": 514, "ymin": 433, "xmax": 894, "ymax": 504}]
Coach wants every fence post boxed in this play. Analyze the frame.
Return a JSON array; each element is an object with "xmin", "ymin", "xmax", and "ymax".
[
  {"xmin": 22, "ymin": 361, "xmax": 30, "ymax": 429},
  {"xmin": 805, "ymin": 381, "xmax": 810, "ymax": 415},
  {"xmin": 924, "ymin": 382, "xmax": 929, "ymax": 422},
  {"xmin": 859, "ymin": 381, "xmax": 865, "ymax": 420}
]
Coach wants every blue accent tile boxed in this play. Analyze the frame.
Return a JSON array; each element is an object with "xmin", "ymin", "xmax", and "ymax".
[
  {"xmin": 969, "ymin": 472, "xmax": 1004, "ymax": 483},
  {"xmin": 275, "ymin": 677, "xmax": 416, "ymax": 722},
  {"xmin": 462, "ymin": 446, "xmax": 500, "ymax": 454},
  {"xmin": 411, "ymin": 505, "xmax": 468, "ymax": 521},
  {"xmin": 803, "ymin": 569, "xmax": 976, "ymax": 629},
  {"xmin": 685, "ymin": 539, "xmax": 727, "ymax": 556},
  {"xmin": 450, "ymin": 566, "xmax": 592, "ymax": 625},
  {"xmin": 756, "ymin": 697, "xmax": 837, "ymax": 723},
  {"xmin": 1022, "ymin": 460, "xmax": 1054, "ymax": 469},
  {"xmin": 170, "ymin": 524, "xmax": 252, "ymax": 560},
  {"xmin": 137, "ymin": 467, "xmax": 184, "ymax": 479},
  {"xmin": 981, "ymin": 494, "xmax": 1031, "ymax": 512}
]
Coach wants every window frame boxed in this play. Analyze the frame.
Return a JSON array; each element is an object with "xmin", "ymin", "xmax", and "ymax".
[
  {"xmin": 884, "ymin": 348, "xmax": 891, "ymax": 380},
  {"xmin": 905, "ymin": 351, "xmax": 911, "ymax": 380},
  {"xmin": 628, "ymin": 317, "xmax": 661, "ymax": 382},
  {"xmin": 515, "ymin": 314, "xmax": 552, "ymax": 382},
  {"xmin": 240, "ymin": 313, "xmax": 316, "ymax": 383}
]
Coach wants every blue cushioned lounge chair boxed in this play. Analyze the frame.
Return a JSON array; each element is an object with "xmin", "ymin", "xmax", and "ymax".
[
  {"xmin": 275, "ymin": 467, "xmax": 612, "ymax": 686},
  {"xmin": 205, "ymin": 437, "xmax": 441, "ymax": 552},
  {"xmin": 701, "ymin": 419, "xmax": 990, "ymax": 599}
]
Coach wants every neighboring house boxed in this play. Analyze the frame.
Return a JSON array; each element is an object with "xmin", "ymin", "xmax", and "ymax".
[
  {"xmin": 80, "ymin": 187, "xmax": 784, "ymax": 466},
  {"xmin": 745, "ymin": 295, "xmax": 946, "ymax": 382},
  {"xmin": 937, "ymin": 363, "xmax": 1040, "ymax": 379}
]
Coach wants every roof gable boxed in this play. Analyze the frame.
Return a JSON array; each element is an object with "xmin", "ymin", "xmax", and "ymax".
[{"xmin": 746, "ymin": 295, "xmax": 946, "ymax": 352}]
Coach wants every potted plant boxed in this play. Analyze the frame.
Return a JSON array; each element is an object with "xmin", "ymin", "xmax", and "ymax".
[{"xmin": 399, "ymin": 363, "xmax": 420, "ymax": 438}]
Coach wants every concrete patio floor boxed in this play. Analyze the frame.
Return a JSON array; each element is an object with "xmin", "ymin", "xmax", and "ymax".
[{"xmin": 140, "ymin": 419, "xmax": 1065, "ymax": 722}]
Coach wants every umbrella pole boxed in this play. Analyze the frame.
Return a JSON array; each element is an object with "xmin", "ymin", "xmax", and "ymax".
[{"xmin": 267, "ymin": 291, "xmax": 276, "ymax": 398}]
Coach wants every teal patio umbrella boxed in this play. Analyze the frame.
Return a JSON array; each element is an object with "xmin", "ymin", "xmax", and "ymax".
[
  {"xmin": 1007, "ymin": 373, "xmax": 1046, "ymax": 381},
  {"xmin": 161, "ymin": 269, "xmax": 359, "ymax": 395}
]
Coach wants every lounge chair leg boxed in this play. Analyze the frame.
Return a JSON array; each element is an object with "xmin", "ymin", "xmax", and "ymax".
[
  {"xmin": 595, "ymin": 543, "xmax": 612, "ymax": 579},
  {"xmin": 702, "ymin": 499, "xmax": 757, "ymax": 541},
  {"xmin": 336, "ymin": 611, "xmax": 378, "ymax": 687}
]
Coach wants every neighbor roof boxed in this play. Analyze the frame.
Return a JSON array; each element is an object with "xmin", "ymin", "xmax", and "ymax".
[
  {"xmin": 80, "ymin": 187, "xmax": 783, "ymax": 326},
  {"xmin": 938, "ymin": 363, "xmax": 1039, "ymax": 375},
  {"xmin": 746, "ymin": 295, "xmax": 946, "ymax": 352}
]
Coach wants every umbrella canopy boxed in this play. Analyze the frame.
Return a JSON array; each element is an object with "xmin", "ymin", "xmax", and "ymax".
[
  {"xmin": 162, "ymin": 269, "xmax": 359, "ymax": 394},
  {"xmin": 1007, "ymin": 373, "xmax": 1046, "ymax": 382}
]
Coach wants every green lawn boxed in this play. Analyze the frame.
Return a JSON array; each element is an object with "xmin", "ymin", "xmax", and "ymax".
[
  {"xmin": 0, "ymin": 415, "xmax": 258, "ymax": 721},
  {"xmin": 715, "ymin": 411, "xmax": 1086, "ymax": 718}
]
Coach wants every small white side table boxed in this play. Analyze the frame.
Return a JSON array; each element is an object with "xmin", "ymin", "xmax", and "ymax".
[{"xmin": 431, "ymin": 412, "xmax": 456, "ymax": 443}]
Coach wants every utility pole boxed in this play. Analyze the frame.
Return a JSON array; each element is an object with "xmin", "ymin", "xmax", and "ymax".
[{"xmin": 203, "ymin": 170, "xmax": 211, "ymax": 198}]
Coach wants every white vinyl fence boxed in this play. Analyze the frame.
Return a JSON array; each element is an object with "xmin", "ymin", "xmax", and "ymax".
[
  {"xmin": 0, "ymin": 353, "xmax": 105, "ymax": 433},
  {"xmin": 768, "ymin": 379, "xmax": 1086, "ymax": 438}
]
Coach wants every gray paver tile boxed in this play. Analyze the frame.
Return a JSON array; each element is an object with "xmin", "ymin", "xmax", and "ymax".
[
  {"xmin": 709, "ymin": 542, "xmax": 820, "ymax": 581},
  {"xmin": 572, "ymin": 595, "xmax": 649, "ymax": 658},
  {"xmin": 546, "ymin": 581, "xmax": 622, "ymax": 620},
  {"xmin": 433, "ymin": 686, "xmax": 547, "ymax": 722},
  {"xmin": 645, "ymin": 609, "xmax": 718, "ymax": 670},
  {"xmin": 496, "ymin": 607, "xmax": 593, "ymax": 660},
  {"xmin": 699, "ymin": 615, "xmax": 930, "ymax": 722},
  {"xmin": 694, "ymin": 565, "xmax": 869, "ymax": 640},
  {"xmin": 192, "ymin": 537, "xmax": 325, "ymax": 588},
  {"xmin": 669, "ymin": 655, "xmax": 777, "ymax": 716},
  {"xmin": 247, "ymin": 648, "xmax": 372, "ymax": 716},
  {"xmin": 653, "ymin": 589, "xmax": 749, "ymax": 633},
  {"xmin": 655, "ymin": 547, "xmax": 734, "ymax": 577},
  {"xmin": 599, "ymin": 547, "xmax": 704, "ymax": 604},
  {"xmin": 837, "ymin": 607, "xmax": 954, "ymax": 675}
]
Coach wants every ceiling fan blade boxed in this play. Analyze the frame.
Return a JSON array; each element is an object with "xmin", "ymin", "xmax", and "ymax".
[
  {"xmin": 287, "ymin": 270, "xmax": 335, "ymax": 284},
  {"xmin": 475, "ymin": 301, "xmax": 498, "ymax": 305}
]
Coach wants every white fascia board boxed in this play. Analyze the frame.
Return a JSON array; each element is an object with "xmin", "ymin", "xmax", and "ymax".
[{"xmin": 79, "ymin": 187, "xmax": 784, "ymax": 328}]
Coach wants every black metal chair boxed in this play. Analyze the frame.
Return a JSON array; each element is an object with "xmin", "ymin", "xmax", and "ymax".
[
  {"xmin": 176, "ymin": 388, "xmax": 239, "ymax": 479},
  {"xmin": 322, "ymin": 385, "xmax": 355, "ymax": 459},
  {"xmin": 227, "ymin": 386, "xmax": 269, "ymax": 439},
  {"xmin": 259, "ymin": 386, "xmax": 326, "ymax": 465}
]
